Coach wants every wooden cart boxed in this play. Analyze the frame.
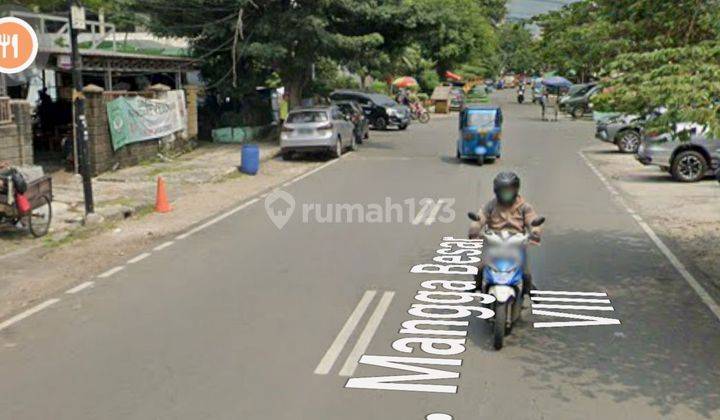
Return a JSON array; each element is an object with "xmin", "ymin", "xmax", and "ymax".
[{"xmin": 0, "ymin": 175, "xmax": 53, "ymax": 237}]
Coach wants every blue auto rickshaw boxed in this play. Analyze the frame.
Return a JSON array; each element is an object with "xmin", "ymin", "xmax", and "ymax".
[{"xmin": 456, "ymin": 105, "xmax": 503, "ymax": 165}]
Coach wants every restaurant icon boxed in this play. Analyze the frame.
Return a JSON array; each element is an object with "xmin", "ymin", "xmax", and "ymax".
[{"xmin": 0, "ymin": 16, "xmax": 38, "ymax": 74}]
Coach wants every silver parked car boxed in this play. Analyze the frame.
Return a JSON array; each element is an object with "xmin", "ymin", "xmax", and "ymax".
[
  {"xmin": 280, "ymin": 106, "xmax": 356, "ymax": 160},
  {"xmin": 596, "ymin": 108, "xmax": 665, "ymax": 153},
  {"xmin": 596, "ymin": 114, "xmax": 642, "ymax": 153},
  {"xmin": 636, "ymin": 123, "xmax": 720, "ymax": 182}
]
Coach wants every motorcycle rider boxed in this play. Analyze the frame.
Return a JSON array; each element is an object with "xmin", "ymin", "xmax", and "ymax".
[
  {"xmin": 468, "ymin": 172, "xmax": 542, "ymax": 294},
  {"xmin": 517, "ymin": 83, "xmax": 525, "ymax": 103}
]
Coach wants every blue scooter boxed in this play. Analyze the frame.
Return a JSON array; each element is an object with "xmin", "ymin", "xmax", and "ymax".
[{"xmin": 468, "ymin": 213, "xmax": 545, "ymax": 350}]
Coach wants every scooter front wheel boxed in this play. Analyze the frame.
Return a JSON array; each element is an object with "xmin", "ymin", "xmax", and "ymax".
[{"xmin": 493, "ymin": 302, "xmax": 507, "ymax": 350}]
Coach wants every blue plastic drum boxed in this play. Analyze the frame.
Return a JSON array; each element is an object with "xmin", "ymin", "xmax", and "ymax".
[{"xmin": 241, "ymin": 144, "xmax": 260, "ymax": 175}]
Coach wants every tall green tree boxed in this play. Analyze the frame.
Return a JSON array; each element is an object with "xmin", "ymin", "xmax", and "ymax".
[
  {"xmin": 409, "ymin": 0, "xmax": 498, "ymax": 78},
  {"xmin": 497, "ymin": 22, "xmax": 535, "ymax": 74},
  {"xmin": 534, "ymin": 0, "xmax": 720, "ymax": 136},
  {"xmin": 138, "ymin": 0, "xmax": 417, "ymax": 106}
]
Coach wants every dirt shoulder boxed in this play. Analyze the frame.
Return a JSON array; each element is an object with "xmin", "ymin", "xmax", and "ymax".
[
  {"xmin": 584, "ymin": 143, "xmax": 720, "ymax": 292},
  {"xmin": 0, "ymin": 154, "xmax": 325, "ymax": 321}
]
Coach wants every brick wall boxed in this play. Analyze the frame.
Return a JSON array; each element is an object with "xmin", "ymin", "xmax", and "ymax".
[
  {"xmin": 83, "ymin": 84, "xmax": 198, "ymax": 176},
  {"xmin": 0, "ymin": 100, "xmax": 33, "ymax": 165}
]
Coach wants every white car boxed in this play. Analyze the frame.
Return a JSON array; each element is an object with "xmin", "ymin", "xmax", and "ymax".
[{"xmin": 281, "ymin": 106, "xmax": 357, "ymax": 160}]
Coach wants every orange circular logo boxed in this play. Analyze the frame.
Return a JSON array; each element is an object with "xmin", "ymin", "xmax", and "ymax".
[{"xmin": 0, "ymin": 17, "xmax": 38, "ymax": 74}]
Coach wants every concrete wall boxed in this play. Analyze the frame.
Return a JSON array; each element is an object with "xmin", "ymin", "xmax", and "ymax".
[
  {"xmin": 83, "ymin": 84, "xmax": 198, "ymax": 176},
  {"xmin": 0, "ymin": 101, "xmax": 33, "ymax": 165}
]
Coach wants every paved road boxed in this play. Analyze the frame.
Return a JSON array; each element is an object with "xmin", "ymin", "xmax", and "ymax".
[{"xmin": 1, "ymin": 91, "xmax": 719, "ymax": 420}]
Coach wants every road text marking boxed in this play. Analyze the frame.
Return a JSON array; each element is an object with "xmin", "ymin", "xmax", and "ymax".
[{"xmin": 531, "ymin": 290, "xmax": 620, "ymax": 328}]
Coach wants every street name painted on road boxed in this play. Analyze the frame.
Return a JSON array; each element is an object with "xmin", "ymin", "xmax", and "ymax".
[
  {"xmin": 345, "ymin": 237, "xmax": 493, "ymax": 394},
  {"xmin": 530, "ymin": 290, "xmax": 621, "ymax": 328}
]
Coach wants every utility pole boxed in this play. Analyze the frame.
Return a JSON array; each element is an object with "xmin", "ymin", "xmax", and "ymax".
[{"xmin": 67, "ymin": 0, "xmax": 94, "ymax": 215}]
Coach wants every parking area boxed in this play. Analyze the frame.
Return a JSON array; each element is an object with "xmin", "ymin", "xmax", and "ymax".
[{"xmin": 584, "ymin": 142, "xmax": 720, "ymax": 288}]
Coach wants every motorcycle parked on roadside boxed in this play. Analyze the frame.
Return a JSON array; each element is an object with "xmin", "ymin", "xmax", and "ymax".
[
  {"xmin": 410, "ymin": 102, "xmax": 431, "ymax": 124},
  {"xmin": 468, "ymin": 212, "xmax": 545, "ymax": 350}
]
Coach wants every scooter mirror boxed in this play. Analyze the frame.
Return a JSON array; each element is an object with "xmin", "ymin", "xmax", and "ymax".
[
  {"xmin": 531, "ymin": 216, "xmax": 546, "ymax": 227},
  {"xmin": 468, "ymin": 212, "xmax": 481, "ymax": 222}
]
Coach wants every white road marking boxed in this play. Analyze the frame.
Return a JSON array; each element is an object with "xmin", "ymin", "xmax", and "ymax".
[
  {"xmin": 0, "ymin": 154, "xmax": 346, "ymax": 334},
  {"xmin": 424, "ymin": 200, "xmax": 446, "ymax": 225},
  {"xmin": 175, "ymin": 157, "xmax": 341, "ymax": 240},
  {"xmin": 127, "ymin": 252, "xmax": 150, "ymax": 264},
  {"xmin": 530, "ymin": 297, "xmax": 611, "ymax": 304},
  {"xmin": 65, "ymin": 281, "xmax": 95, "ymax": 294},
  {"xmin": 531, "ymin": 304, "xmax": 615, "ymax": 311},
  {"xmin": 530, "ymin": 290, "xmax": 607, "ymax": 297},
  {"xmin": 314, "ymin": 290, "xmax": 377, "ymax": 375},
  {"xmin": 579, "ymin": 151, "xmax": 720, "ymax": 322},
  {"xmin": 339, "ymin": 291, "xmax": 395, "ymax": 377},
  {"xmin": 426, "ymin": 414, "xmax": 453, "ymax": 420},
  {"xmin": 153, "ymin": 241, "xmax": 174, "ymax": 251},
  {"xmin": 176, "ymin": 197, "xmax": 260, "ymax": 240},
  {"xmin": 283, "ymin": 158, "xmax": 341, "ymax": 188},
  {"xmin": 0, "ymin": 299, "xmax": 60, "ymax": 332},
  {"xmin": 97, "ymin": 266, "xmax": 124, "ymax": 279}
]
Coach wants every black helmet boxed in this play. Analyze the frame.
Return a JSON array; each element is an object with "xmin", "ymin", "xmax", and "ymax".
[{"xmin": 493, "ymin": 172, "xmax": 520, "ymax": 206}]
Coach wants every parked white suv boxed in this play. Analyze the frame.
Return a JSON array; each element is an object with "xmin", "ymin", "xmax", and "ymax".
[{"xmin": 280, "ymin": 106, "xmax": 356, "ymax": 160}]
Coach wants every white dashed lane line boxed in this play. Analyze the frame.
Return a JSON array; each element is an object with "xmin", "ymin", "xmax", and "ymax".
[
  {"xmin": 153, "ymin": 241, "xmax": 174, "ymax": 251},
  {"xmin": 579, "ymin": 151, "xmax": 720, "ymax": 322},
  {"xmin": 127, "ymin": 252, "xmax": 151, "ymax": 264},
  {"xmin": 0, "ymin": 153, "xmax": 345, "ymax": 337},
  {"xmin": 97, "ymin": 266, "xmax": 125, "ymax": 279},
  {"xmin": 175, "ymin": 197, "xmax": 260, "ymax": 241},
  {"xmin": 65, "ymin": 281, "xmax": 95, "ymax": 295},
  {"xmin": 0, "ymin": 299, "xmax": 60, "ymax": 333}
]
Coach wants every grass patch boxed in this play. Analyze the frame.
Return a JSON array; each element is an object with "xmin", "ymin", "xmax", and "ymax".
[
  {"xmin": 146, "ymin": 165, "xmax": 192, "ymax": 179},
  {"xmin": 43, "ymin": 222, "xmax": 116, "ymax": 249}
]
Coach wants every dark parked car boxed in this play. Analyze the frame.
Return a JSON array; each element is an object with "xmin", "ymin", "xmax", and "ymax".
[
  {"xmin": 560, "ymin": 83, "xmax": 601, "ymax": 119},
  {"xmin": 333, "ymin": 100, "xmax": 370, "ymax": 144},
  {"xmin": 329, "ymin": 90, "xmax": 410, "ymax": 130}
]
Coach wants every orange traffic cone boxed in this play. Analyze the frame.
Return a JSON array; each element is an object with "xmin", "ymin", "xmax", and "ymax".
[{"xmin": 155, "ymin": 176, "xmax": 172, "ymax": 213}]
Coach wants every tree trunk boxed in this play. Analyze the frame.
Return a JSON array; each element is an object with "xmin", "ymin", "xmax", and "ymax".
[{"xmin": 284, "ymin": 77, "xmax": 306, "ymax": 110}]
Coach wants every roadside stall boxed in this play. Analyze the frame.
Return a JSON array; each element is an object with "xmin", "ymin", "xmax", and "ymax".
[
  {"xmin": 431, "ymin": 86, "xmax": 451, "ymax": 114},
  {"xmin": 0, "ymin": 164, "xmax": 52, "ymax": 237}
]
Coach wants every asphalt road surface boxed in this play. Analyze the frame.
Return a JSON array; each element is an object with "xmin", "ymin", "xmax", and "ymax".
[{"xmin": 1, "ymin": 91, "xmax": 719, "ymax": 420}]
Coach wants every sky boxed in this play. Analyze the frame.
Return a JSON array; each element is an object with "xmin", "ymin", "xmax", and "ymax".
[{"xmin": 507, "ymin": 0, "xmax": 578, "ymax": 20}]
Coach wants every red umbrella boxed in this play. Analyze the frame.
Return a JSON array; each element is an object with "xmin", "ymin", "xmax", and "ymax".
[
  {"xmin": 392, "ymin": 76, "xmax": 419, "ymax": 88},
  {"xmin": 445, "ymin": 71, "xmax": 462, "ymax": 81}
]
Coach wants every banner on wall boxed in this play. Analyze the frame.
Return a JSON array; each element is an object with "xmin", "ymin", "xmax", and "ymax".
[{"xmin": 106, "ymin": 91, "xmax": 186, "ymax": 150}]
